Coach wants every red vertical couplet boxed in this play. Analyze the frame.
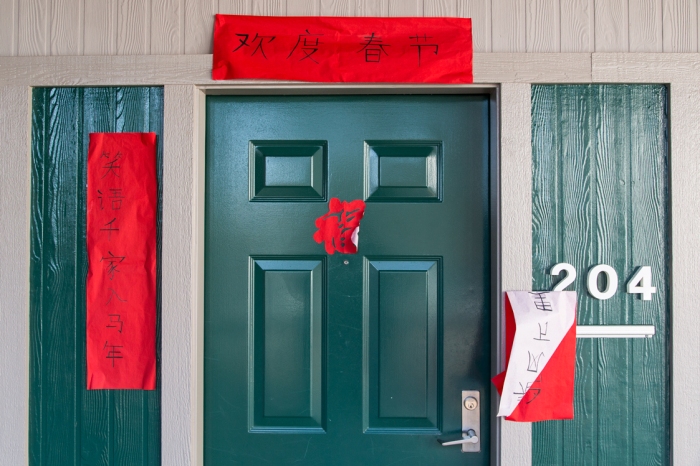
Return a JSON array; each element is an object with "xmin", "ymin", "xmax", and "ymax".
[
  {"xmin": 86, "ymin": 133, "xmax": 157, "ymax": 390},
  {"xmin": 213, "ymin": 15, "xmax": 473, "ymax": 83}
]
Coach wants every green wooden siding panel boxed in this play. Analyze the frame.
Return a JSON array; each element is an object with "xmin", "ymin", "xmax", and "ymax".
[
  {"xmin": 29, "ymin": 87, "xmax": 162, "ymax": 466},
  {"xmin": 532, "ymin": 85, "xmax": 669, "ymax": 466}
]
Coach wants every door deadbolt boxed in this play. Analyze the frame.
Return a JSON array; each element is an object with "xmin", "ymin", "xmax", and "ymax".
[
  {"xmin": 464, "ymin": 396, "xmax": 478, "ymax": 410},
  {"xmin": 437, "ymin": 391, "xmax": 480, "ymax": 452}
]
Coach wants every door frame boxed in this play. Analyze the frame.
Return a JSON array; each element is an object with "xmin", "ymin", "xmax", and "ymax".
[{"xmin": 191, "ymin": 84, "xmax": 509, "ymax": 465}]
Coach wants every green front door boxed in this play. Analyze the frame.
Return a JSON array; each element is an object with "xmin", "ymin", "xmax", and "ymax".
[{"xmin": 204, "ymin": 94, "xmax": 491, "ymax": 465}]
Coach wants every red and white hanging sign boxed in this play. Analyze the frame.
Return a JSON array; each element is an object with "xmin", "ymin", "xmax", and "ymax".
[
  {"xmin": 492, "ymin": 291, "xmax": 577, "ymax": 421},
  {"xmin": 86, "ymin": 133, "xmax": 157, "ymax": 390},
  {"xmin": 213, "ymin": 15, "xmax": 473, "ymax": 83}
]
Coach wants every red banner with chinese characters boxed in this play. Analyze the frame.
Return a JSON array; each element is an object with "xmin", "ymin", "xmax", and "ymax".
[
  {"xmin": 213, "ymin": 15, "xmax": 472, "ymax": 83},
  {"xmin": 86, "ymin": 133, "xmax": 157, "ymax": 390}
]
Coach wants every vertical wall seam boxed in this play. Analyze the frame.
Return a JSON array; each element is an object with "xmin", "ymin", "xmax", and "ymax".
[
  {"xmin": 40, "ymin": 87, "xmax": 49, "ymax": 466},
  {"xmin": 626, "ymin": 0, "xmax": 630, "ymax": 52},
  {"xmin": 29, "ymin": 87, "xmax": 37, "ymax": 466},
  {"xmin": 663, "ymin": 83, "xmax": 672, "ymax": 466},
  {"xmin": 558, "ymin": 0, "xmax": 562, "ymax": 52},
  {"xmin": 590, "ymin": 0, "xmax": 598, "ymax": 52},
  {"xmin": 12, "ymin": 0, "xmax": 19, "ymax": 56},
  {"xmin": 179, "ymin": 0, "xmax": 185, "ymax": 54},
  {"xmin": 523, "ymin": 0, "xmax": 527, "ymax": 52},
  {"xmin": 593, "ymin": 85, "xmax": 600, "ymax": 466},
  {"xmin": 555, "ymin": 86, "xmax": 563, "ymax": 272},
  {"xmin": 663, "ymin": 84, "xmax": 671, "ymax": 465},
  {"xmin": 554, "ymin": 84, "xmax": 564, "ymax": 466},
  {"xmin": 45, "ymin": 0, "xmax": 51, "ymax": 56},
  {"xmin": 489, "ymin": 0, "xmax": 493, "ymax": 54},
  {"xmin": 111, "ymin": 0, "xmax": 117, "ymax": 55},
  {"xmin": 625, "ymin": 84, "xmax": 633, "ymax": 465},
  {"xmin": 42, "ymin": 88, "xmax": 56, "ymax": 466},
  {"xmin": 660, "ymin": 1, "xmax": 665, "ymax": 52},
  {"xmin": 73, "ymin": 87, "xmax": 84, "ymax": 466},
  {"xmin": 143, "ymin": 87, "xmax": 152, "ymax": 466},
  {"xmin": 109, "ymin": 86, "xmax": 119, "ymax": 466},
  {"xmin": 79, "ymin": 0, "xmax": 85, "ymax": 55},
  {"xmin": 38, "ymin": 87, "xmax": 48, "ymax": 466},
  {"xmin": 145, "ymin": 0, "xmax": 152, "ymax": 55},
  {"xmin": 553, "ymin": 85, "xmax": 564, "ymax": 466}
]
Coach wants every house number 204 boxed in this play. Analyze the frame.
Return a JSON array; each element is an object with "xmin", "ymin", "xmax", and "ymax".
[{"xmin": 549, "ymin": 263, "xmax": 657, "ymax": 301}]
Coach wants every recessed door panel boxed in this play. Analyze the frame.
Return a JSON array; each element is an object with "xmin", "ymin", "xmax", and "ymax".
[
  {"xmin": 250, "ymin": 257, "xmax": 325, "ymax": 432},
  {"xmin": 365, "ymin": 141, "xmax": 441, "ymax": 202},
  {"xmin": 249, "ymin": 140, "xmax": 327, "ymax": 201}
]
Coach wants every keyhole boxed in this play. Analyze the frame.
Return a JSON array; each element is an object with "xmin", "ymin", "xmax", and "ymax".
[{"xmin": 464, "ymin": 397, "xmax": 478, "ymax": 410}]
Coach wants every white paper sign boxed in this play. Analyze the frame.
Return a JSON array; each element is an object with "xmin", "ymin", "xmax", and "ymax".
[{"xmin": 497, "ymin": 291, "xmax": 577, "ymax": 417}]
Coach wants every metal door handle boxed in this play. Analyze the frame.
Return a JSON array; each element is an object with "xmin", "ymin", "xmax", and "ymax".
[{"xmin": 438, "ymin": 429, "xmax": 479, "ymax": 446}]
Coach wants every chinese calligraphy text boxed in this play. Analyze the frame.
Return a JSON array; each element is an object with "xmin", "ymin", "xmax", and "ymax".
[
  {"xmin": 492, "ymin": 291, "xmax": 577, "ymax": 422},
  {"xmin": 213, "ymin": 15, "xmax": 472, "ymax": 83},
  {"xmin": 86, "ymin": 132, "xmax": 157, "ymax": 390}
]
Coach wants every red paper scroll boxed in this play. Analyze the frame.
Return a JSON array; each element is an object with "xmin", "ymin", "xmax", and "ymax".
[
  {"xmin": 213, "ymin": 15, "xmax": 472, "ymax": 83},
  {"xmin": 87, "ymin": 133, "xmax": 157, "ymax": 390}
]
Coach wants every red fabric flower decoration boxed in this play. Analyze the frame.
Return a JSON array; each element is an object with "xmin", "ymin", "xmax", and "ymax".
[{"xmin": 313, "ymin": 198, "xmax": 366, "ymax": 254}]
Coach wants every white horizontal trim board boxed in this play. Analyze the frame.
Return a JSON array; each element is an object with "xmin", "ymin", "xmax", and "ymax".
[
  {"xmin": 0, "ymin": 53, "xmax": 695, "ymax": 466},
  {"xmin": 576, "ymin": 325, "xmax": 656, "ymax": 338},
  {"xmin": 0, "ymin": 53, "xmax": 587, "ymax": 85},
  {"xmin": 3, "ymin": 53, "xmax": 700, "ymax": 87},
  {"xmin": 593, "ymin": 53, "xmax": 700, "ymax": 82}
]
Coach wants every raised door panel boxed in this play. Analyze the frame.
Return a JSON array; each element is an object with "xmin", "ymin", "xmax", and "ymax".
[
  {"xmin": 364, "ymin": 141, "xmax": 441, "ymax": 202},
  {"xmin": 364, "ymin": 258, "xmax": 441, "ymax": 434},
  {"xmin": 250, "ymin": 257, "xmax": 326, "ymax": 432},
  {"xmin": 249, "ymin": 141, "xmax": 327, "ymax": 201}
]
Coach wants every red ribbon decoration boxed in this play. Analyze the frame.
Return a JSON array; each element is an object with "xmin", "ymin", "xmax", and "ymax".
[
  {"xmin": 86, "ymin": 133, "xmax": 157, "ymax": 390},
  {"xmin": 213, "ymin": 15, "xmax": 472, "ymax": 83}
]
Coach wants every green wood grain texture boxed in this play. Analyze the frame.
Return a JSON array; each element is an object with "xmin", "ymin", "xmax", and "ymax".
[
  {"xmin": 531, "ymin": 85, "xmax": 669, "ymax": 465},
  {"xmin": 29, "ymin": 87, "xmax": 162, "ymax": 466}
]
